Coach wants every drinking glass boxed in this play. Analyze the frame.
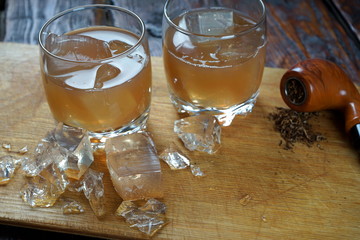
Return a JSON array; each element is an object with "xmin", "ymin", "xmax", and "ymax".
[
  {"xmin": 39, "ymin": 5, "xmax": 152, "ymax": 139},
  {"xmin": 162, "ymin": 0, "xmax": 266, "ymax": 126}
]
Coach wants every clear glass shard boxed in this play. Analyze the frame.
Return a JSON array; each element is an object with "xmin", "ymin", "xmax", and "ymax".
[
  {"xmin": 81, "ymin": 169, "xmax": 106, "ymax": 218},
  {"xmin": 174, "ymin": 115, "xmax": 221, "ymax": 154},
  {"xmin": 45, "ymin": 33, "xmax": 112, "ymax": 61},
  {"xmin": 115, "ymin": 199, "xmax": 168, "ymax": 237},
  {"xmin": 105, "ymin": 132, "xmax": 163, "ymax": 201},
  {"xmin": 52, "ymin": 123, "xmax": 94, "ymax": 180},
  {"xmin": 17, "ymin": 146, "xmax": 28, "ymax": 154},
  {"xmin": 0, "ymin": 155, "xmax": 18, "ymax": 185},
  {"xmin": 18, "ymin": 123, "xmax": 95, "ymax": 208},
  {"xmin": 1, "ymin": 144, "xmax": 28, "ymax": 154},
  {"xmin": 159, "ymin": 143, "xmax": 190, "ymax": 170},
  {"xmin": 116, "ymin": 200, "xmax": 137, "ymax": 215},
  {"xmin": 22, "ymin": 139, "xmax": 68, "ymax": 177},
  {"xmin": 53, "ymin": 123, "xmax": 85, "ymax": 151},
  {"xmin": 61, "ymin": 197, "xmax": 85, "ymax": 214},
  {"xmin": 39, "ymin": 162, "xmax": 69, "ymax": 194},
  {"xmin": 34, "ymin": 139, "xmax": 50, "ymax": 153},
  {"xmin": 59, "ymin": 154, "xmax": 81, "ymax": 180},
  {"xmin": 190, "ymin": 164, "xmax": 206, "ymax": 177},
  {"xmin": 21, "ymin": 175, "xmax": 58, "ymax": 208},
  {"xmin": 21, "ymin": 162, "xmax": 69, "ymax": 208},
  {"xmin": 66, "ymin": 178, "xmax": 84, "ymax": 193},
  {"xmin": 139, "ymin": 198, "xmax": 167, "ymax": 214},
  {"xmin": 94, "ymin": 63, "xmax": 121, "ymax": 89},
  {"xmin": 68, "ymin": 133, "xmax": 94, "ymax": 180},
  {"xmin": 2, "ymin": 143, "xmax": 11, "ymax": 151}
]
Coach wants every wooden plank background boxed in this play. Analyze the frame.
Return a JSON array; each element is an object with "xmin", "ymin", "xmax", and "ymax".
[
  {"xmin": 1, "ymin": 0, "xmax": 359, "ymax": 82},
  {"xmin": 0, "ymin": 0, "xmax": 359, "ymax": 239}
]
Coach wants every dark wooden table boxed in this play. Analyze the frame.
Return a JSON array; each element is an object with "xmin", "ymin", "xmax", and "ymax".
[{"xmin": 0, "ymin": 0, "xmax": 359, "ymax": 239}]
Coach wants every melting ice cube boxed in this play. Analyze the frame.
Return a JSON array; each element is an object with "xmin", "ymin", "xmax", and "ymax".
[
  {"xmin": 45, "ymin": 33, "xmax": 112, "ymax": 61},
  {"xmin": 115, "ymin": 198, "xmax": 168, "ymax": 236},
  {"xmin": 108, "ymin": 40, "xmax": 132, "ymax": 55},
  {"xmin": 127, "ymin": 53, "xmax": 144, "ymax": 63},
  {"xmin": 105, "ymin": 132, "xmax": 163, "ymax": 201},
  {"xmin": 174, "ymin": 115, "xmax": 221, "ymax": 154},
  {"xmin": 185, "ymin": 10, "xmax": 234, "ymax": 35},
  {"xmin": 94, "ymin": 63, "xmax": 121, "ymax": 89}
]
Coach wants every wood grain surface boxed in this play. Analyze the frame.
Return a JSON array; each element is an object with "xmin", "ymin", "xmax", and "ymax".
[
  {"xmin": 265, "ymin": 0, "xmax": 360, "ymax": 83},
  {"xmin": 331, "ymin": 0, "xmax": 360, "ymax": 41},
  {"xmin": 1, "ymin": 42, "xmax": 360, "ymax": 240}
]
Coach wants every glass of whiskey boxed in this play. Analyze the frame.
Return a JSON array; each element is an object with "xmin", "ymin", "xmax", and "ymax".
[
  {"xmin": 39, "ymin": 5, "xmax": 152, "ymax": 139},
  {"xmin": 162, "ymin": 0, "xmax": 266, "ymax": 126}
]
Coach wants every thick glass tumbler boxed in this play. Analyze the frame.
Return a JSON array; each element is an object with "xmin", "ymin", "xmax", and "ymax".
[
  {"xmin": 163, "ymin": 0, "xmax": 266, "ymax": 126},
  {"xmin": 39, "ymin": 5, "xmax": 152, "ymax": 139}
]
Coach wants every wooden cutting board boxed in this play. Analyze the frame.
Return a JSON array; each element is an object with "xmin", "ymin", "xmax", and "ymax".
[{"xmin": 1, "ymin": 42, "xmax": 360, "ymax": 239}]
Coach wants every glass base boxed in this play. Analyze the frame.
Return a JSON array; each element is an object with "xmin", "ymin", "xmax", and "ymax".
[
  {"xmin": 169, "ymin": 91, "xmax": 259, "ymax": 126},
  {"xmin": 88, "ymin": 107, "xmax": 150, "ymax": 142}
]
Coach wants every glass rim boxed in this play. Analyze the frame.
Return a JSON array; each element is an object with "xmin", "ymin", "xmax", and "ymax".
[
  {"xmin": 163, "ymin": 0, "xmax": 266, "ymax": 38},
  {"xmin": 38, "ymin": 4, "xmax": 146, "ymax": 63}
]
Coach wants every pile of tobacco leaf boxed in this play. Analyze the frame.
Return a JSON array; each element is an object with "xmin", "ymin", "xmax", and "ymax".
[{"xmin": 268, "ymin": 107, "xmax": 326, "ymax": 150}]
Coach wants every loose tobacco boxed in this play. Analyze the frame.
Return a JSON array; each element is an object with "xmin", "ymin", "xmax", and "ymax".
[{"xmin": 268, "ymin": 107, "xmax": 326, "ymax": 150}]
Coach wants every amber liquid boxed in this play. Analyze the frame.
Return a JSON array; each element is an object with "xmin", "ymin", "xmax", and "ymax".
[
  {"xmin": 163, "ymin": 9, "xmax": 266, "ymax": 109},
  {"xmin": 41, "ymin": 26, "xmax": 151, "ymax": 132}
]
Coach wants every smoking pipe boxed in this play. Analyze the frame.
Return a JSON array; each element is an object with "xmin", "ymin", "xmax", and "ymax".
[{"xmin": 280, "ymin": 58, "xmax": 360, "ymax": 149}]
